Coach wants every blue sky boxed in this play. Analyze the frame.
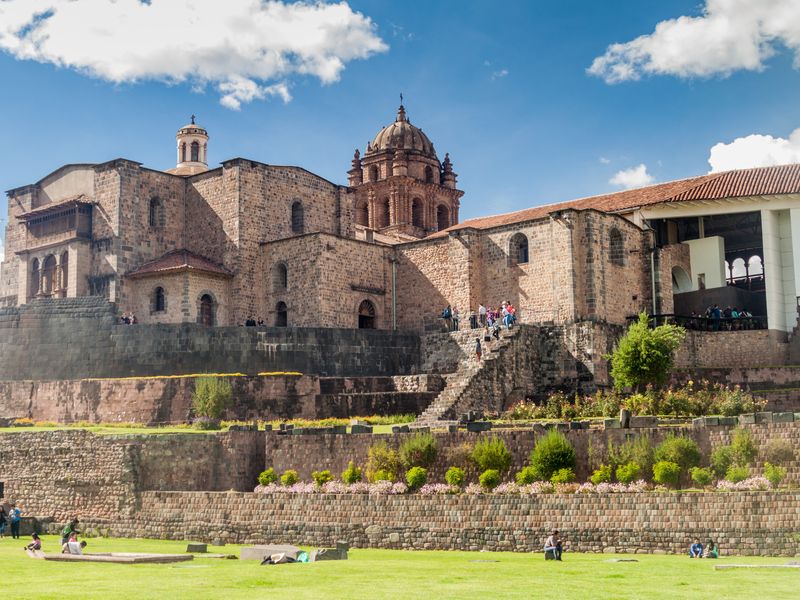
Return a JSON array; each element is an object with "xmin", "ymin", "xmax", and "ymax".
[{"xmin": 2, "ymin": 0, "xmax": 800, "ymax": 252}]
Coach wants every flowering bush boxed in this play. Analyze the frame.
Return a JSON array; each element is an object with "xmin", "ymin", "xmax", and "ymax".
[
  {"xmin": 464, "ymin": 483, "xmax": 484, "ymax": 495},
  {"xmin": 715, "ymin": 476, "xmax": 771, "ymax": 491},
  {"xmin": 418, "ymin": 483, "xmax": 456, "ymax": 495}
]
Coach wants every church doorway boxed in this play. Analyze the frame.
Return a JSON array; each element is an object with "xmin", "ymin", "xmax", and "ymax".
[
  {"xmin": 199, "ymin": 294, "xmax": 214, "ymax": 326},
  {"xmin": 358, "ymin": 300, "xmax": 376, "ymax": 329},
  {"xmin": 275, "ymin": 301, "xmax": 288, "ymax": 327}
]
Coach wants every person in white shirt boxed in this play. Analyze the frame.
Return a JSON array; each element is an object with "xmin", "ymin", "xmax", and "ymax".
[{"xmin": 62, "ymin": 540, "xmax": 87, "ymax": 555}]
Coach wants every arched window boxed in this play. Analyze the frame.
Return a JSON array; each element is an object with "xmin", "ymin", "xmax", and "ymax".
[
  {"xmin": 436, "ymin": 204, "xmax": 449, "ymax": 231},
  {"xmin": 509, "ymin": 233, "xmax": 529, "ymax": 265},
  {"xmin": 731, "ymin": 257, "xmax": 747, "ymax": 279},
  {"xmin": 355, "ymin": 199, "xmax": 369, "ymax": 227},
  {"xmin": 425, "ymin": 166, "xmax": 434, "ymax": 184},
  {"xmin": 275, "ymin": 301, "xmax": 288, "ymax": 327},
  {"xmin": 199, "ymin": 294, "xmax": 214, "ymax": 326},
  {"xmin": 42, "ymin": 255, "xmax": 56, "ymax": 296},
  {"xmin": 60, "ymin": 251, "xmax": 69, "ymax": 293},
  {"xmin": 369, "ymin": 165, "xmax": 379, "ymax": 182},
  {"xmin": 30, "ymin": 258, "xmax": 40, "ymax": 297},
  {"xmin": 378, "ymin": 198, "xmax": 390, "ymax": 228},
  {"xmin": 609, "ymin": 229, "xmax": 624, "ymax": 266},
  {"xmin": 748, "ymin": 255, "xmax": 763, "ymax": 276},
  {"xmin": 412, "ymin": 198, "xmax": 424, "ymax": 228},
  {"xmin": 153, "ymin": 286, "xmax": 166, "ymax": 312},
  {"xmin": 291, "ymin": 201, "xmax": 304, "ymax": 234},
  {"xmin": 191, "ymin": 141, "xmax": 200, "ymax": 162},
  {"xmin": 273, "ymin": 263, "xmax": 288, "ymax": 290},
  {"xmin": 358, "ymin": 299, "xmax": 376, "ymax": 329},
  {"xmin": 149, "ymin": 198, "xmax": 161, "ymax": 228}
]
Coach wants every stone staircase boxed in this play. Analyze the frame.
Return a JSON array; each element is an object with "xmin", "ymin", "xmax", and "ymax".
[{"xmin": 414, "ymin": 328, "xmax": 520, "ymax": 427}]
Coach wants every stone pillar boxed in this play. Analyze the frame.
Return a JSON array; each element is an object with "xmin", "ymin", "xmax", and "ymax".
[
  {"xmin": 367, "ymin": 191, "xmax": 376, "ymax": 229},
  {"xmin": 54, "ymin": 254, "xmax": 64, "ymax": 298},
  {"xmin": 761, "ymin": 209, "xmax": 794, "ymax": 332},
  {"xmin": 389, "ymin": 187, "xmax": 398, "ymax": 226}
]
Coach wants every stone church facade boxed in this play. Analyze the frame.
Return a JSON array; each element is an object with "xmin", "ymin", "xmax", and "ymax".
[{"xmin": 3, "ymin": 105, "xmax": 800, "ymax": 333}]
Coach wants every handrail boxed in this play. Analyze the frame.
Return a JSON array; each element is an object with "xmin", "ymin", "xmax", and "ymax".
[{"xmin": 626, "ymin": 313, "xmax": 767, "ymax": 330}]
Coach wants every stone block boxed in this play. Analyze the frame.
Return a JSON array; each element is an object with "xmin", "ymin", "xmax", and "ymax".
[
  {"xmin": 603, "ymin": 547, "xmax": 616, "ymax": 554},
  {"xmin": 717, "ymin": 416, "xmax": 737, "ymax": 426},
  {"xmin": 629, "ymin": 416, "xmax": 658, "ymax": 428},
  {"xmin": 350, "ymin": 424, "xmax": 372, "ymax": 434},
  {"xmin": 466, "ymin": 421, "xmax": 492, "ymax": 433},
  {"xmin": 186, "ymin": 543, "xmax": 207, "ymax": 553},
  {"xmin": 692, "ymin": 417, "xmax": 705, "ymax": 428},
  {"xmin": 568, "ymin": 421, "xmax": 584, "ymax": 430},
  {"xmin": 603, "ymin": 419, "xmax": 620, "ymax": 429},
  {"xmin": 738, "ymin": 413, "xmax": 756, "ymax": 425},
  {"xmin": 704, "ymin": 417, "xmax": 719, "ymax": 427},
  {"xmin": 555, "ymin": 423, "xmax": 569, "ymax": 433},
  {"xmin": 240, "ymin": 544, "xmax": 301, "ymax": 561},
  {"xmin": 333, "ymin": 425, "xmax": 347, "ymax": 434},
  {"xmin": 447, "ymin": 424, "xmax": 458, "ymax": 433},
  {"xmin": 391, "ymin": 425, "xmax": 410, "ymax": 434},
  {"xmin": 773, "ymin": 412, "xmax": 795, "ymax": 423},
  {"xmin": 754, "ymin": 412, "xmax": 773, "ymax": 424}
]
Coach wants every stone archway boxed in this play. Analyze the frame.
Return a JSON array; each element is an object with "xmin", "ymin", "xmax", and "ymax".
[
  {"xmin": 199, "ymin": 294, "xmax": 215, "ymax": 326},
  {"xmin": 358, "ymin": 299, "xmax": 376, "ymax": 329}
]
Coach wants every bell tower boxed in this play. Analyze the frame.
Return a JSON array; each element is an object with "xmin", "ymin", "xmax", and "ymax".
[{"xmin": 172, "ymin": 115, "xmax": 209, "ymax": 176}]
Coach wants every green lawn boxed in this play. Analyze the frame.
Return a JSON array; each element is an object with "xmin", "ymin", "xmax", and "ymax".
[{"xmin": 1, "ymin": 535, "xmax": 797, "ymax": 599}]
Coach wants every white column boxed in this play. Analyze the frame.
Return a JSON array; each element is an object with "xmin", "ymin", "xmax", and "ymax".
[
  {"xmin": 780, "ymin": 210, "xmax": 797, "ymax": 330},
  {"xmin": 761, "ymin": 209, "xmax": 788, "ymax": 331}
]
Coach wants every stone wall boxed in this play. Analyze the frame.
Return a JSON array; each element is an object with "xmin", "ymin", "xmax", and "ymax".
[
  {"xmin": 674, "ymin": 329, "xmax": 790, "ymax": 369},
  {"xmin": 0, "ymin": 298, "xmax": 421, "ymax": 380},
  {"xmin": 0, "ymin": 374, "xmax": 437, "ymax": 424},
  {"xmin": 108, "ymin": 489, "xmax": 800, "ymax": 556}
]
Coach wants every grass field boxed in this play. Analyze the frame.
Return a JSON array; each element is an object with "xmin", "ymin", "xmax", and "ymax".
[{"xmin": 1, "ymin": 535, "xmax": 797, "ymax": 599}]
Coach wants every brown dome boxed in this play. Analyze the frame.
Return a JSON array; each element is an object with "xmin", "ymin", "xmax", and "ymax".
[{"xmin": 368, "ymin": 105, "xmax": 437, "ymax": 158}]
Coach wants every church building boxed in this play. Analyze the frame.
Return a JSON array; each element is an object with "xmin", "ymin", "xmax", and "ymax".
[{"xmin": 3, "ymin": 105, "xmax": 800, "ymax": 335}]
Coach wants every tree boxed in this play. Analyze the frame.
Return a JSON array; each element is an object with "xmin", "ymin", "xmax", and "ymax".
[
  {"xmin": 191, "ymin": 376, "xmax": 233, "ymax": 421},
  {"xmin": 609, "ymin": 313, "xmax": 685, "ymax": 391}
]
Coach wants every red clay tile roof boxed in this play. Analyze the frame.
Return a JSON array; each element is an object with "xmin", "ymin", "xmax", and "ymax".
[
  {"xmin": 126, "ymin": 250, "xmax": 232, "ymax": 279},
  {"xmin": 16, "ymin": 195, "xmax": 93, "ymax": 220},
  {"xmin": 435, "ymin": 163, "xmax": 800, "ymax": 236}
]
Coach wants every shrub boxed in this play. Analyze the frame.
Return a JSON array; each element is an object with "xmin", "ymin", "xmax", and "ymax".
[
  {"xmin": 590, "ymin": 464, "xmax": 612, "ymax": 485},
  {"xmin": 725, "ymin": 465, "xmax": 749, "ymax": 483},
  {"xmin": 479, "ymin": 469, "xmax": 501, "ymax": 490},
  {"xmin": 607, "ymin": 436, "xmax": 654, "ymax": 479},
  {"xmin": 405, "ymin": 466, "xmax": 428, "ymax": 490},
  {"xmin": 341, "ymin": 461, "xmax": 363, "ymax": 484},
  {"xmin": 191, "ymin": 376, "xmax": 233, "ymax": 420},
  {"xmin": 764, "ymin": 462, "xmax": 787, "ymax": 488},
  {"xmin": 730, "ymin": 428, "xmax": 758, "ymax": 466},
  {"xmin": 710, "ymin": 445, "xmax": 734, "ymax": 478},
  {"xmin": 193, "ymin": 416, "xmax": 222, "ymax": 430},
  {"xmin": 654, "ymin": 434, "xmax": 701, "ymax": 472},
  {"xmin": 529, "ymin": 430, "xmax": 576, "ymax": 481},
  {"xmin": 689, "ymin": 466, "xmax": 715, "ymax": 488},
  {"xmin": 608, "ymin": 313, "xmax": 685, "ymax": 390},
  {"xmin": 366, "ymin": 441, "xmax": 401, "ymax": 482},
  {"xmin": 312, "ymin": 470, "xmax": 334, "ymax": 487},
  {"xmin": 399, "ymin": 433, "xmax": 438, "ymax": 469},
  {"xmin": 550, "ymin": 468, "xmax": 576, "ymax": 484},
  {"xmin": 445, "ymin": 466, "xmax": 465, "ymax": 488},
  {"xmin": 445, "ymin": 441, "xmax": 476, "ymax": 476},
  {"xmin": 652, "ymin": 461, "xmax": 680, "ymax": 488},
  {"xmin": 371, "ymin": 470, "xmax": 395, "ymax": 482},
  {"xmin": 764, "ymin": 439, "xmax": 795, "ymax": 465},
  {"xmin": 280, "ymin": 470, "xmax": 299, "ymax": 487},
  {"xmin": 471, "ymin": 437, "xmax": 512, "ymax": 473},
  {"xmin": 516, "ymin": 466, "xmax": 539, "ymax": 485},
  {"xmin": 258, "ymin": 468, "xmax": 278, "ymax": 486},
  {"xmin": 615, "ymin": 462, "xmax": 641, "ymax": 484}
]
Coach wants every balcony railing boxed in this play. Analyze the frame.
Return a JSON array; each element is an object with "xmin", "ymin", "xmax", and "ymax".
[{"xmin": 626, "ymin": 313, "xmax": 767, "ymax": 331}]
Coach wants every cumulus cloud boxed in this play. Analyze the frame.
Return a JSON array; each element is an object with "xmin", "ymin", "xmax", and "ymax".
[
  {"xmin": 0, "ymin": 0, "xmax": 387, "ymax": 108},
  {"xmin": 708, "ymin": 128, "xmax": 800, "ymax": 172},
  {"xmin": 491, "ymin": 69, "xmax": 509, "ymax": 81},
  {"xmin": 599, "ymin": 156, "xmax": 611, "ymax": 165},
  {"xmin": 609, "ymin": 164, "xmax": 654, "ymax": 189},
  {"xmin": 588, "ymin": 0, "xmax": 800, "ymax": 83}
]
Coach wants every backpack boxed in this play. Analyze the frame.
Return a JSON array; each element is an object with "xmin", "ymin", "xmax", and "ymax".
[{"xmin": 441, "ymin": 308, "xmax": 451, "ymax": 319}]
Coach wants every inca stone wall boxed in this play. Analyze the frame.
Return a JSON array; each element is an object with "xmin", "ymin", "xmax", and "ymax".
[
  {"xmin": 0, "ymin": 298, "xmax": 421, "ymax": 381},
  {"xmin": 111, "ymin": 490, "xmax": 800, "ymax": 556},
  {"xmin": 674, "ymin": 329, "xmax": 791, "ymax": 369},
  {"xmin": 1, "ymin": 425, "xmax": 799, "ymax": 555}
]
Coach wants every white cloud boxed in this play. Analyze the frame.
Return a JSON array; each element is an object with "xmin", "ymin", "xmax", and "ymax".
[
  {"xmin": 599, "ymin": 156, "xmax": 611, "ymax": 164},
  {"xmin": 588, "ymin": 0, "xmax": 800, "ymax": 83},
  {"xmin": 609, "ymin": 164, "xmax": 654, "ymax": 189},
  {"xmin": 708, "ymin": 128, "xmax": 800, "ymax": 172},
  {"xmin": 491, "ymin": 69, "xmax": 509, "ymax": 80},
  {"xmin": 0, "ymin": 0, "xmax": 387, "ymax": 108}
]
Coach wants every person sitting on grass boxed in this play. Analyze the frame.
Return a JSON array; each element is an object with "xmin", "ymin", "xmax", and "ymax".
[
  {"xmin": 544, "ymin": 530, "xmax": 563, "ymax": 561},
  {"xmin": 61, "ymin": 518, "xmax": 79, "ymax": 545},
  {"xmin": 689, "ymin": 539, "xmax": 703, "ymax": 558},
  {"xmin": 62, "ymin": 540, "xmax": 87, "ymax": 555},
  {"xmin": 704, "ymin": 540, "xmax": 719, "ymax": 558},
  {"xmin": 24, "ymin": 533, "xmax": 41, "ymax": 552}
]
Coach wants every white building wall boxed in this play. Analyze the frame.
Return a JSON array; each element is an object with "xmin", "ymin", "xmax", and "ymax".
[
  {"xmin": 761, "ymin": 209, "xmax": 796, "ymax": 332},
  {"xmin": 684, "ymin": 236, "xmax": 726, "ymax": 291}
]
